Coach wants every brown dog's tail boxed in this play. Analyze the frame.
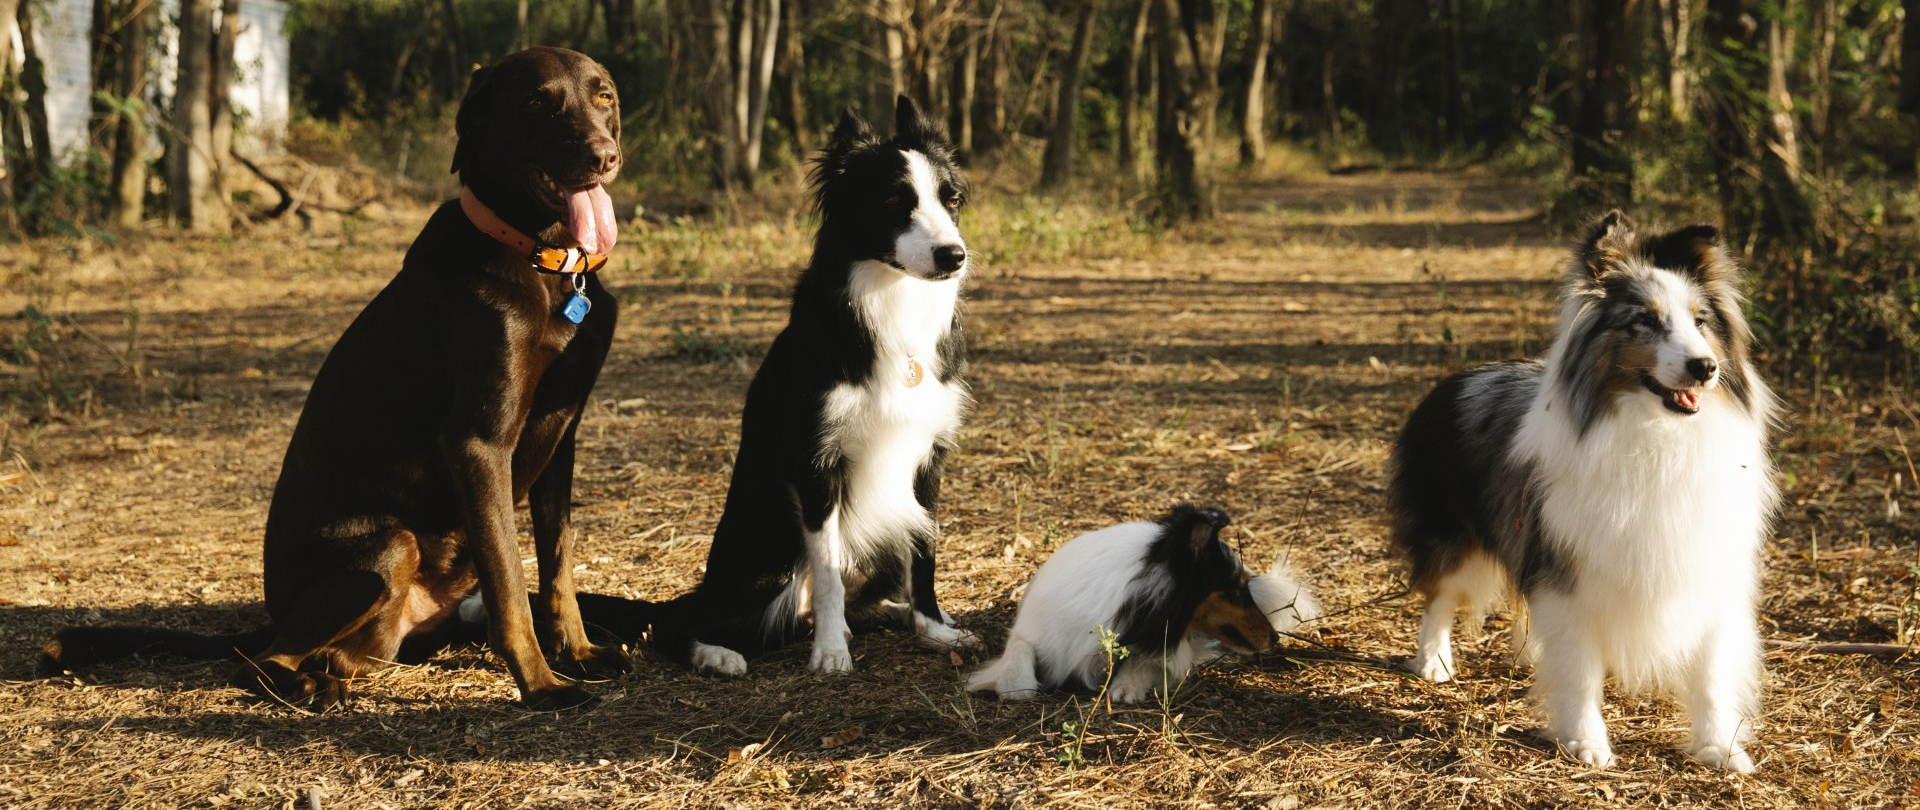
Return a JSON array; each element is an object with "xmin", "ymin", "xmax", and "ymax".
[{"xmin": 38, "ymin": 625, "xmax": 274, "ymax": 675}]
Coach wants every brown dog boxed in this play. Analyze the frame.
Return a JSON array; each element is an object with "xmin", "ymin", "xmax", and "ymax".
[{"xmin": 40, "ymin": 47, "xmax": 626, "ymax": 711}]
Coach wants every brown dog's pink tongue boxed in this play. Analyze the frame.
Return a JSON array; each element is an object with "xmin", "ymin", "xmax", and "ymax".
[{"xmin": 565, "ymin": 185, "xmax": 617, "ymax": 254}]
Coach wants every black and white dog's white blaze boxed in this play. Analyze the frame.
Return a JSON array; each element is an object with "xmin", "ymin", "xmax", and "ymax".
[{"xmin": 613, "ymin": 96, "xmax": 976, "ymax": 676}]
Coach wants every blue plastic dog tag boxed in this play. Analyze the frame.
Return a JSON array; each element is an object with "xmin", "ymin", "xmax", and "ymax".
[{"xmin": 561, "ymin": 291, "xmax": 591, "ymax": 324}]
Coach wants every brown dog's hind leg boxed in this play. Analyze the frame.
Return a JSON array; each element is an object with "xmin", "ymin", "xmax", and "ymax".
[
  {"xmin": 528, "ymin": 417, "xmax": 629, "ymax": 680},
  {"xmin": 235, "ymin": 569, "xmax": 393, "ymax": 712}
]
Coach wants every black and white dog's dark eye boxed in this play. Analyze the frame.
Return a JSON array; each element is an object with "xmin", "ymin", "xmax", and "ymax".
[{"xmin": 1634, "ymin": 313, "xmax": 1661, "ymax": 331}]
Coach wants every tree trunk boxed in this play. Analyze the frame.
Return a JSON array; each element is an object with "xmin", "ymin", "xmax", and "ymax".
[
  {"xmin": 883, "ymin": 0, "xmax": 907, "ymax": 99},
  {"xmin": 89, "ymin": 0, "xmax": 116, "ymax": 162},
  {"xmin": 1903, "ymin": 0, "xmax": 1920, "ymax": 174},
  {"xmin": 1151, "ymin": 0, "xmax": 1224, "ymax": 221},
  {"xmin": 1655, "ymin": 0, "xmax": 1695, "ymax": 121},
  {"xmin": 1702, "ymin": 0, "xmax": 1813, "ymax": 257},
  {"xmin": 1238, "ymin": 0, "xmax": 1272, "ymax": 168},
  {"xmin": 108, "ymin": 0, "xmax": 153, "ymax": 226},
  {"xmin": 751, "ymin": 0, "xmax": 780, "ymax": 174},
  {"xmin": 171, "ymin": 0, "xmax": 223, "ymax": 232},
  {"xmin": 1118, "ymin": 0, "xmax": 1150, "ymax": 178},
  {"xmin": 211, "ymin": 0, "xmax": 238, "ymax": 191},
  {"xmin": 694, "ymin": 0, "xmax": 742, "ymax": 188},
  {"xmin": 0, "ymin": 0, "xmax": 21, "ymax": 229},
  {"xmin": 603, "ymin": 0, "xmax": 637, "ymax": 53},
  {"xmin": 439, "ymin": 0, "xmax": 467, "ymax": 95},
  {"xmin": 1039, "ymin": 0, "xmax": 1097, "ymax": 188},
  {"xmin": 1805, "ymin": 0, "xmax": 1835, "ymax": 152},
  {"xmin": 776, "ymin": 0, "xmax": 811, "ymax": 157},
  {"xmin": 1440, "ymin": 0, "xmax": 1464, "ymax": 145},
  {"xmin": 18, "ymin": 0, "xmax": 55, "ymax": 181},
  {"xmin": 1569, "ymin": 0, "xmax": 1634, "ymax": 207},
  {"xmin": 971, "ymin": 1, "xmax": 1005, "ymax": 157},
  {"xmin": 949, "ymin": 17, "xmax": 977, "ymax": 151}
]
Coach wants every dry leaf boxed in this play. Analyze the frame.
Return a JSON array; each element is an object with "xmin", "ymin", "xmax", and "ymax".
[
  {"xmin": 727, "ymin": 742, "xmax": 763, "ymax": 764},
  {"xmin": 820, "ymin": 724, "xmax": 863, "ymax": 749},
  {"xmin": 949, "ymin": 649, "xmax": 965, "ymax": 667}
]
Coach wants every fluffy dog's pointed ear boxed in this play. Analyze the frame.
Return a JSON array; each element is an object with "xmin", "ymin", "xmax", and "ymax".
[
  {"xmin": 894, "ymin": 94, "xmax": 942, "ymax": 148},
  {"xmin": 1643, "ymin": 224, "xmax": 1734, "ymax": 284},
  {"xmin": 450, "ymin": 64, "xmax": 494, "ymax": 176},
  {"xmin": 1576, "ymin": 209, "xmax": 1636, "ymax": 280}
]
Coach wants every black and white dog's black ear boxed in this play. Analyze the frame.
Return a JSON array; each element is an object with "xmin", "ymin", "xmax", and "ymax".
[
  {"xmin": 893, "ymin": 94, "xmax": 942, "ymax": 149},
  {"xmin": 829, "ymin": 106, "xmax": 875, "ymax": 153},
  {"xmin": 1576, "ymin": 209, "xmax": 1636, "ymax": 280}
]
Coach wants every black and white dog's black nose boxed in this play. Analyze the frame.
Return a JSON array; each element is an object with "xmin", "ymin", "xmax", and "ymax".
[
  {"xmin": 932, "ymin": 244, "xmax": 967, "ymax": 274},
  {"xmin": 1686, "ymin": 357, "xmax": 1717, "ymax": 383}
]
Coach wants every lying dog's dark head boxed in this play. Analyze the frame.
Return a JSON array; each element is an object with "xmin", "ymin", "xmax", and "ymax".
[
  {"xmin": 810, "ymin": 96, "xmax": 970, "ymax": 280},
  {"xmin": 453, "ymin": 47, "xmax": 622, "ymax": 254}
]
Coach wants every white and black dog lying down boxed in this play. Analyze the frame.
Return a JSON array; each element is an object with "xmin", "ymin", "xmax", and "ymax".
[
  {"xmin": 1389, "ymin": 212, "xmax": 1779, "ymax": 772},
  {"xmin": 968, "ymin": 505, "xmax": 1318, "ymax": 703},
  {"xmin": 525, "ymin": 96, "xmax": 978, "ymax": 675}
]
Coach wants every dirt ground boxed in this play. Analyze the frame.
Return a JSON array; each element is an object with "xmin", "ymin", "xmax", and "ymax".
[{"xmin": 1, "ymin": 169, "xmax": 1916, "ymax": 809}]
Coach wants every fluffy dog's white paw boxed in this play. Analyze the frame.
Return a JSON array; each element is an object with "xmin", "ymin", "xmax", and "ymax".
[
  {"xmin": 1106, "ymin": 680, "xmax": 1152, "ymax": 705},
  {"xmin": 1558, "ymin": 737, "xmax": 1616, "ymax": 768},
  {"xmin": 808, "ymin": 643, "xmax": 854, "ymax": 675},
  {"xmin": 1689, "ymin": 743, "xmax": 1755, "ymax": 774},
  {"xmin": 691, "ymin": 642, "xmax": 747, "ymax": 677},
  {"xmin": 1407, "ymin": 652, "xmax": 1455, "ymax": 683},
  {"xmin": 915, "ymin": 619, "xmax": 979, "ymax": 651}
]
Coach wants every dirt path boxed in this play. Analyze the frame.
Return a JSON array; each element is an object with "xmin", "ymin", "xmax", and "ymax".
[{"xmin": 1, "ymin": 170, "xmax": 1913, "ymax": 809}]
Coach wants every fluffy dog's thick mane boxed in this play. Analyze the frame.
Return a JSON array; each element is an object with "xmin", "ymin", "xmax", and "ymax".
[{"xmin": 1548, "ymin": 210, "xmax": 1771, "ymax": 436}]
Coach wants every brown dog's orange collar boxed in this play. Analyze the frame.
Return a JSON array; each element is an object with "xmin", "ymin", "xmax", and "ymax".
[{"xmin": 459, "ymin": 186, "xmax": 609, "ymax": 274}]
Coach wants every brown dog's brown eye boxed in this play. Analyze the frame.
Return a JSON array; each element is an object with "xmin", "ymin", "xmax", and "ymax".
[
  {"xmin": 594, "ymin": 92, "xmax": 614, "ymax": 107},
  {"xmin": 527, "ymin": 97, "xmax": 545, "ymax": 112}
]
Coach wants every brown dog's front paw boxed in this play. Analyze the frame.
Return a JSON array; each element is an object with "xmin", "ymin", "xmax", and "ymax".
[
  {"xmin": 522, "ymin": 683, "xmax": 597, "ymax": 712},
  {"xmin": 559, "ymin": 644, "xmax": 631, "ymax": 680},
  {"xmin": 238, "ymin": 665, "xmax": 350, "ymax": 713},
  {"xmin": 292, "ymin": 672, "xmax": 352, "ymax": 712}
]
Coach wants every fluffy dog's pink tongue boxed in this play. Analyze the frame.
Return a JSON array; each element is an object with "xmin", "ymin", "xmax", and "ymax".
[
  {"xmin": 1672, "ymin": 389, "xmax": 1700, "ymax": 411},
  {"xmin": 565, "ymin": 184, "xmax": 617, "ymax": 254}
]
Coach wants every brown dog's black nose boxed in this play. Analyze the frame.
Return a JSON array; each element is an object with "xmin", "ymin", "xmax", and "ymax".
[
  {"xmin": 589, "ymin": 137, "xmax": 620, "ymax": 175},
  {"xmin": 933, "ymin": 244, "xmax": 966, "ymax": 274},
  {"xmin": 1686, "ymin": 357, "xmax": 1717, "ymax": 383}
]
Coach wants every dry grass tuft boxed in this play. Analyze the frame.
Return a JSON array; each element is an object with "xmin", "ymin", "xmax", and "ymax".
[{"xmin": 1, "ymin": 170, "xmax": 1914, "ymax": 808}]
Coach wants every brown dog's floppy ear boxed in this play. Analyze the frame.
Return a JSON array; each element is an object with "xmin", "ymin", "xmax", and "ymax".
[{"xmin": 450, "ymin": 65, "xmax": 495, "ymax": 176}]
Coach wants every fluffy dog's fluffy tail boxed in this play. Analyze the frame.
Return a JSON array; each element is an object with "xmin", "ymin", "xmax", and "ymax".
[
  {"xmin": 966, "ymin": 636, "xmax": 1042, "ymax": 699},
  {"xmin": 1250, "ymin": 559, "xmax": 1321, "ymax": 634}
]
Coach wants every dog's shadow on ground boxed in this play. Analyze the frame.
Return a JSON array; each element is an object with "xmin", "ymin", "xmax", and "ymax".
[{"xmin": 19, "ymin": 602, "xmax": 1446, "ymax": 767}]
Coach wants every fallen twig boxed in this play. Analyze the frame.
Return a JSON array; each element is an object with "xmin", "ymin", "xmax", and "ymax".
[{"xmin": 1766, "ymin": 639, "xmax": 1915, "ymax": 657}]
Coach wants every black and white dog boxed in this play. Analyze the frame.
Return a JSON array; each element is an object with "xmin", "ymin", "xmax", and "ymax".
[
  {"xmin": 577, "ymin": 96, "xmax": 976, "ymax": 676},
  {"xmin": 1389, "ymin": 211, "xmax": 1778, "ymax": 772}
]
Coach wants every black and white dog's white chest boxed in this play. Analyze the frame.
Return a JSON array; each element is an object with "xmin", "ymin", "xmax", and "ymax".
[{"xmin": 818, "ymin": 260, "xmax": 970, "ymax": 563}]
